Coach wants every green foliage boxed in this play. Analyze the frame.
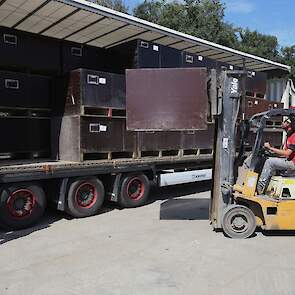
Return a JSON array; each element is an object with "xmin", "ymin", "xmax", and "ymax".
[
  {"xmin": 133, "ymin": 0, "xmax": 294, "ymax": 79},
  {"xmin": 280, "ymin": 46, "xmax": 295, "ymax": 81},
  {"xmin": 237, "ymin": 29, "xmax": 279, "ymax": 60},
  {"xmin": 87, "ymin": 0, "xmax": 294, "ymax": 78},
  {"xmin": 134, "ymin": 0, "xmax": 238, "ymax": 47}
]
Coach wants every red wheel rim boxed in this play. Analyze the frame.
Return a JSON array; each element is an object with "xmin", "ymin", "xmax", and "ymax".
[
  {"xmin": 75, "ymin": 182, "xmax": 97, "ymax": 208},
  {"xmin": 7, "ymin": 189, "xmax": 36, "ymax": 219},
  {"xmin": 126, "ymin": 177, "xmax": 145, "ymax": 201}
]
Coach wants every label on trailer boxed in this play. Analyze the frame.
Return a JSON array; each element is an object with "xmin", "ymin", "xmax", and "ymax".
[
  {"xmin": 99, "ymin": 78, "xmax": 107, "ymax": 84},
  {"xmin": 198, "ymin": 55, "xmax": 203, "ymax": 61},
  {"xmin": 159, "ymin": 169, "xmax": 212, "ymax": 187},
  {"xmin": 153, "ymin": 45, "xmax": 159, "ymax": 51},
  {"xmin": 99, "ymin": 125, "xmax": 107, "ymax": 132}
]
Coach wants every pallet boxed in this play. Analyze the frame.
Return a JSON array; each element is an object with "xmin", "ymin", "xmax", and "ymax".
[
  {"xmin": 246, "ymin": 91, "xmax": 265, "ymax": 99},
  {"xmin": 0, "ymin": 106, "xmax": 51, "ymax": 118},
  {"xmin": 0, "ymin": 151, "xmax": 51, "ymax": 161},
  {"xmin": 135, "ymin": 148, "xmax": 213, "ymax": 159},
  {"xmin": 82, "ymin": 151, "xmax": 136, "ymax": 161},
  {"xmin": 82, "ymin": 106, "xmax": 126, "ymax": 118},
  {"xmin": 80, "ymin": 148, "xmax": 214, "ymax": 162}
]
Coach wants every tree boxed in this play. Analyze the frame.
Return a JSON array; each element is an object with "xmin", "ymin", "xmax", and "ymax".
[
  {"xmin": 133, "ymin": 0, "xmax": 239, "ymax": 47},
  {"xmin": 281, "ymin": 45, "xmax": 295, "ymax": 82},
  {"xmin": 237, "ymin": 29, "xmax": 280, "ymax": 60}
]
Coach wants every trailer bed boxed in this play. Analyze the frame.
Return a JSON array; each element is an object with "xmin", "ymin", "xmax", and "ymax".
[{"xmin": 0, "ymin": 154, "xmax": 212, "ymax": 183}]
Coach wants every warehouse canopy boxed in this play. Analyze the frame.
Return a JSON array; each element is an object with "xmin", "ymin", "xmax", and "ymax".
[{"xmin": 0, "ymin": 0, "xmax": 290, "ymax": 72}]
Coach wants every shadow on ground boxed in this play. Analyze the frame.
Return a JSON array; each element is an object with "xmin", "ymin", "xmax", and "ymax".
[
  {"xmin": 0, "ymin": 205, "xmax": 114, "ymax": 245},
  {"xmin": 154, "ymin": 180, "xmax": 211, "ymax": 220},
  {"xmin": 160, "ymin": 198, "xmax": 209, "ymax": 220},
  {"xmin": 0, "ymin": 180, "xmax": 212, "ymax": 244},
  {"xmin": 0, "ymin": 208, "xmax": 65, "ymax": 245},
  {"xmin": 261, "ymin": 230, "xmax": 295, "ymax": 237},
  {"xmin": 149, "ymin": 180, "xmax": 211, "ymax": 202}
]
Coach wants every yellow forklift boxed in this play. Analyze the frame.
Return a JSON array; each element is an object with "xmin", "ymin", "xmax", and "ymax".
[{"xmin": 210, "ymin": 70, "xmax": 295, "ymax": 238}]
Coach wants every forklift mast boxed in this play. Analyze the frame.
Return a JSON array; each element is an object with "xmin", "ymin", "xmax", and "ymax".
[{"xmin": 210, "ymin": 70, "xmax": 246, "ymax": 229}]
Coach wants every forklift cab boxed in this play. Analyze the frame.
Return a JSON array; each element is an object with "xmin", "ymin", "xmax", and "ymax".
[{"xmin": 223, "ymin": 108, "xmax": 295, "ymax": 238}]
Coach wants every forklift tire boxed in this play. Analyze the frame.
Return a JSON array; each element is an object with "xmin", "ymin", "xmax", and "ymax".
[
  {"xmin": 222, "ymin": 205, "xmax": 256, "ymax": 239},
  {"xmin": 0, "ymin": 182, "xmax": 46, "ymax": 230},
  {"xmin": 66, "ymin": 177, "xmax": 105, "ymax": 218},
  {"xmin": 119, "ymin": 174, "xmax": 150, "ymax": 208}
]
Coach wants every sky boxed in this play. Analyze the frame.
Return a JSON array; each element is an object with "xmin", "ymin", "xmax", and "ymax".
[{"xmin": 125, "ymin": 0, "xmax": 295, "ymax": 47}]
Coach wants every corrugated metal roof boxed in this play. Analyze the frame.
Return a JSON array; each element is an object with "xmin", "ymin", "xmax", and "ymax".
[{"xmin": 0, "ymin": 0, "xmax": 290, "ymax": 72}]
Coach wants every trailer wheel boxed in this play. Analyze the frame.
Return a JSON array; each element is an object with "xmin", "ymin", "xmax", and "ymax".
[
  {"xmin": 0, "ymin": 183, "xmax": 46, "ymax": 230},
  {"xmin": 222, "ymin": 205, "xmax": 256, "ymax": 239},
  {"xmin": 66, "ymin": 177, "xmax": 105, "ymax": 218},
  {"xmin": 119, "ymin": 174, "xmax": 150, "ymax": 207}
]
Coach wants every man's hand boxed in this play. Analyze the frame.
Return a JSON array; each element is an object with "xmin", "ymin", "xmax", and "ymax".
[{"xmin": 264, "ymin": 142, "xmax": 271, "ymax": 149}]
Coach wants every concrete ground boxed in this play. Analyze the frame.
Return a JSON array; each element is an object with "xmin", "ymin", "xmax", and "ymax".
[{"xmin": 1, "ymin": 181, "xmax": 295, "ymax": 295}]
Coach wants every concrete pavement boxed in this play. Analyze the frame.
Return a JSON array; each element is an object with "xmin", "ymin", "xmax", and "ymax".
[{"xmin": 1, "ymin": 181, "xmax": 295, "ymax": 295}]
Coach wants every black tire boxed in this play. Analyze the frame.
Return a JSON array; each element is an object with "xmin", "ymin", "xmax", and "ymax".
[
  {"xmin": 0, "ymin": 182, "xmax": 46, "ymax": 230},
  {"xmin": 66, "ymin": 177, "xmax": 105, "ymax": 218},
  {"xmin": 119, "ymin": 174, "xmax": 150, "ymax": 208},
  {"xmin": 222, "ymin": 205, "xmax": 256, "ymax": 239}
]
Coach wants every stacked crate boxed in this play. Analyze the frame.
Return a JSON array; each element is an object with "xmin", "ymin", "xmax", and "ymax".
[
  {"xmin": 104, "ymin": 40, "xmax": 224, "ymax": 158},
  {"xmin": 0, "ymin": 26, "xmax": 282, "ymax": 162},
  {"xmin": 239, "ymin": 72, "xmax": 284, "ymax": 150},
  {"xmin": 0, "ymin": 27, "xmax": 59, "ymax": 159},
  {"xmin": 56, "ymin": 69, "xmax": 135, "ymax": 162},
  {"xmin": 57, "ymin": 67, "xmax": 215, "ymax": 162},
  {"xmin": 61, "ymin": 41, "xmax": 107, "ymax": 73}
]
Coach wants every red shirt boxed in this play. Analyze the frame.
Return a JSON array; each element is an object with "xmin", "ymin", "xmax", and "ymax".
[{"xmin": 284, "ymin": 132, "xmax": 295, "ymax": 163}]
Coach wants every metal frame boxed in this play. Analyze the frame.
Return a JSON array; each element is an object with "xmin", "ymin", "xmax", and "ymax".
[
  {"xmin": 0, "ymin": 155, "xmax": 212, "ymax": 184},
  {"xmin": 0, "ymin": 0, "xmax": 290, "ymax": 72},
  {"xmin": 211, "ymin": 70, "xmax": 246, "ymax": 229},
  {"xmin": 249, "ymin": 108, "xmax": 295, "ymax": 170}
]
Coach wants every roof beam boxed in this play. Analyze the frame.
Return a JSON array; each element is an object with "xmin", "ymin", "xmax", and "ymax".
[
  {"xmin": 191, "ymin": 48, "xmax": 213, "ymax": 54},
  {"xmin": 249, "ymin": 63, "xmax": 275, "ymax": 70},
  {"xmin": 55, "ymin": 0, "xmax": 289, "ymax": 71},
  {"xmin": 13, "ymin": 0, "xmax": 52, "ymax": 29},
  {"xmin": 166, "ymin": 40, "xmax": 184, "ymax": 46},
  {"xmin": 85, "ymin": 23, "xmax": 129, "ymax": 44},
  {"xmin": 104, "ymin": 29, "xmax": 149, "ymax": 48},
  {"xmin": 63, "ymin": 16, "xmax": 107, "ymax": 39},
  {"xmin": 149, "ymin": 35, "xmax": 166, "ymax": 42},
  {"xmin": 0, "ymin": 0, "xmax": 8, "ymax": 7},
  {"xmin": 179, "ymin": 44, "xmax": 199, "ymax": 51},
  {"xmin": 39, "ymin": 8, "xmax": 80, "ymax": 34},
  {"xmin": 244, "ymin": 60, "xmax": 260, "ymax": 66},
  {"xmin": 251, "ymin": 66, "xmax": 275, "ymax": 71},
  {"xmin": 206, "ymin": 52, "xmax": 233, "ymax": 59},
  {"xmin": 218, "ymin": 56, "xmax": 242, "ymax": 63}
]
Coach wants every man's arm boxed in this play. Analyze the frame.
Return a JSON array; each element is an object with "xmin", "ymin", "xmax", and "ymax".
[{"xmin": 264, "ymin": 142, "xmax": 293, "ymax": 158}]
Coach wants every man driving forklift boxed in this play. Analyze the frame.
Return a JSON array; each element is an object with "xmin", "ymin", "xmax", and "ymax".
[
  {"xmin": 221, "ymin": 110, "xmax": 295, "ymax": 238},
  {"xmin": 257, "ymin": 117, "xmax": 295, "ymax": 194}
]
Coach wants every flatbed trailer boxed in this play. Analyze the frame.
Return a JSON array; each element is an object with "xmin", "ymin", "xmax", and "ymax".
[{"xmin": 0, "ymin": 154, "xmax": 212, "ymax": 229}]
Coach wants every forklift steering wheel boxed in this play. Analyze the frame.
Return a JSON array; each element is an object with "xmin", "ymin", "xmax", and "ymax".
[{"xmin": 260, "ymin": 147, "xmax": 276, "ymax": 157}]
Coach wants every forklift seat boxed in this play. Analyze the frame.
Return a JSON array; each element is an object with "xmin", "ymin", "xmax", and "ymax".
[{"xmin": 278, "ymin": 170, "xmax": 295, "ymax": 177}]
